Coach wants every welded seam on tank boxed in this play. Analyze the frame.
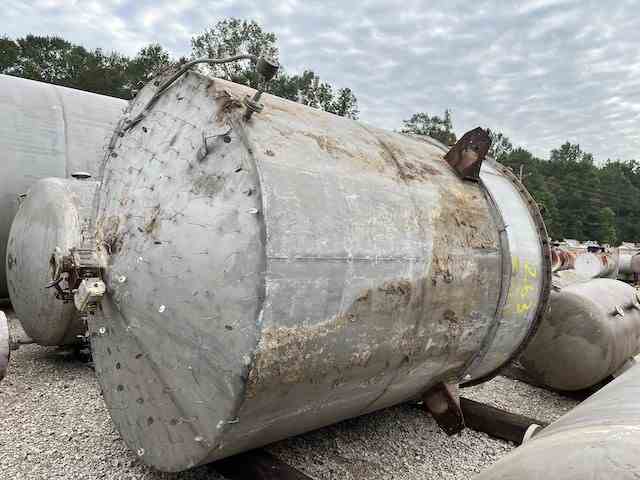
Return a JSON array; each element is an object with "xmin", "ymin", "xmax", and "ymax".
[
  {"xmin": 489, "ymin": 161, "xmax": 553, "ymax": 377},
  {"xmin": 458, "ymin": 171, "xmax": 512, "ymax": 386},
  {"xmin": 222, "ymin": 111, "xmax": 268, "ymax": 436},
  {"xmin": 52, "ymin": 85, "xmax": 70, "ymax": 178},
  {"xmin": 353, "ymin": 126, "xmax": 428, "ymax": 414}
]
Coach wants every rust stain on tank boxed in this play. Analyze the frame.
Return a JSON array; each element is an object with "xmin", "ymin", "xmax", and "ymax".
[
  {"xmin": 245, "ymin": 279, "xmax": 422, "ymax": 399},
  {"xmin": 302, "ymin": 132, "xmax": 355, "ymax": 159}
]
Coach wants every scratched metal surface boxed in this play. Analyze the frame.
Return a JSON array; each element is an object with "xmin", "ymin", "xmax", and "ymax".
[
  {"xmin": 475, "ymin": 362, "xmax": 640, "ymax": 479},
  {"xmin": 6, "ymin": 177, "xmax": 98, "ymax": 345},
  {"xmin": 0, "ymin": 74, "xmax": 126, "ymax": 298},
  {"xmin": 520, "ymin": 278, "xmax": 640, "ymax": 391},
  {"xmin": 89, "ymin": 71, "xmax": 544, "ymax": 472}
]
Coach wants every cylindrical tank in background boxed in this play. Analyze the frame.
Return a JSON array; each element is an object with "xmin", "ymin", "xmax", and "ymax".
[
  {"xmin": 520, "ymin": 278, "xmax": 640, "ymax": 391},
  {"xmin": 474, "ymin": 362, "xmax": 640, "ymax": 479},
  {"xmin": 83, "ymin": 72, "xmax": 550, "ymax": 471},
  {"xmin": 0, "ymin": 311, "xmax": 8, "ymax": 381},
  {"xmin": 0, "ymin": 74, "xmax": 126, "ymax": 299},
  {"xmin": 618, "ymin": 247, "xmax": 640, "ymax": 282},
  {"xmin": 6, "ymin": 176, "xmax": 99, "ymax": 346}
]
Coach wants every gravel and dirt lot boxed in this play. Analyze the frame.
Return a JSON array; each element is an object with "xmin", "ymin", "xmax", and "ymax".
[{"xmin": 0, "ymin": 311, "xmax": 578, "ymax": 479}]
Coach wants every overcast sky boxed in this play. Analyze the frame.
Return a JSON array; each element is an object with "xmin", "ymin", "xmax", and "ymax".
[{"xmin": 4, "ymin": 0, "xmax": 640, "ymax": 162}]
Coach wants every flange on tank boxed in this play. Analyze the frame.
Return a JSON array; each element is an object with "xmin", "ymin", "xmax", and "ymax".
[
  {"xmin": 45, "ymin": 64, "xmax": 551, "ymax": 471},
  {"xmin": 520, "ymin": 278, "xmax": 640, "ymax": 391},
  {"xmin": 6, "ymin": 175, "xmax": 99, "ymax": 346}
]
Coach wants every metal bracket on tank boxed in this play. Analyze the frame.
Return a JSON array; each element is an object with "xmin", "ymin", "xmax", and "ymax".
[
  {"xmin": 46, "ymin": 247, "xmax": 106, "ymax": 314},
  {"xmin": 422, "ymin": 382, "xmax": 465, "ymax": 435},
  {"xmin": 444, "ymin": 127, "xmax": 491, "ymax": 181}
]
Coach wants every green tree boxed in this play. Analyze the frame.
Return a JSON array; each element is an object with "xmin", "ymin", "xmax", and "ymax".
[
  {"xmin": 0, "ymin": 34, "xmax": 176, "ymax": 99},
  {"xmin": 125, "ymin": 43, "xmax": 174, "ymax": 90},
  {"xmin": 0, "ymin": 36, "xmax": 19, "ymax": 73},
  {"xmin": 191, "ymin": 18, "xmax": 278, "ymax": 90},
  {"xmin": 190, "ymin": 19, "xmax": 359, "ymax": 118},
  {"xmin": 486, "ymin": 128, "xmax": 513, "ymax": 162},
  {"xmin": 401, "ymin": 110, "xmax": 457, "ymax": 145},
  {"xmin": 595, "ymin": 207, "xmax": 617, "ymax": 245}
]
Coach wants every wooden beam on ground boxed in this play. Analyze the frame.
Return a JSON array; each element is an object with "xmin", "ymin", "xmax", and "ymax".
[
  {"xmin": 213, "ymin": 449, "xmax": 313, "ymax": 480},
  {"xmin": 460, "ymin": 397, "xmax": 548, "ymax": 445}
]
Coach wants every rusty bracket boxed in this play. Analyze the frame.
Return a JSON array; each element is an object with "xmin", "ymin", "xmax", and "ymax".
[
  {"xmin": 444, "ymin": 127, "xmax": 490, "ymax": 181},
  {"xmin": 422, "ymin": 382, "xmax": 465, "ymax": 435},
  {"xmin": 196, "ymin": 128, "xmax": 233, "ymax": 162}
]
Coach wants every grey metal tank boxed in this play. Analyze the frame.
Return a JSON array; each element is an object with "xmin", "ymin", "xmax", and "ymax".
[
  {"xmin": 6, "ymin": 176, "xmax": 99, "ymax": 345},
  {"xmin": 520, "ymin": 278, "xmax": 640, "ymax": 391},
  {"xmin": 87, "ymin": 71, "xmax": 550, "ymax": 471},
  {"xmin": 0, "ymin": 74, "xmax": 126, "ymax": 299},
  {"xmin": 474, "ymin": 361, "xmax": 640, "ymax": 479},
  {"xmin": 0, "ymin": 310, "xmax": 8, "ymax": 381}
]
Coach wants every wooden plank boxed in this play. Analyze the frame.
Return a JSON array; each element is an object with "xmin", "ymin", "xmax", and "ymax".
[
  {"xmin": 213, "ymin": 449, "xmax": 313, "ymax": 480},
  {"xmin": 460, "ymin": 397, "xmax": 548, "ymax": 444}
]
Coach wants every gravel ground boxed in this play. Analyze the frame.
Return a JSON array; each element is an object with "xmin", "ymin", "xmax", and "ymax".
[{"xmin": 1, "ymin": 311, "xmax": 579, "ymax": 480}]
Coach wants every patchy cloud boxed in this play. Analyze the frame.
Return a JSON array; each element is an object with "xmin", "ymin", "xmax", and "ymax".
[{"xmin": 3, "ymin": 0, "xmax": 640, "ymax": 161}]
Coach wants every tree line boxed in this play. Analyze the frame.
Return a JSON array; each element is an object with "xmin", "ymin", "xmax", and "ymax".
[
  {"xmin": 401, "ymin": 112, "xmax": 633, "ymax": 245},
  {"xmin": 1, "ymin": 19, "xmax": 633, "ymax": 244},
  {"xmin": 0, "ymin": 19, "xmax": 358, "ymax": 118}
]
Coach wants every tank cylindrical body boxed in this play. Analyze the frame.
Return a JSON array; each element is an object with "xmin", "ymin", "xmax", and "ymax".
[
  {"xmin": 0, "ymin": 74, "xmax": 126, "ymax": 299},
  {"xmin": 475, "ymin": 362, "xmax": 640, "ymax": 479},
  {"xmin": 88, "ymin": 73, "xmax": 550, "ymax": 471},
  {"xmin": 6, "ymin": 177, "xmax": 98, "ymax": 345},
  {"xmin": 520, "ymin": 278, "xmax": 640, "ymax": 391}
]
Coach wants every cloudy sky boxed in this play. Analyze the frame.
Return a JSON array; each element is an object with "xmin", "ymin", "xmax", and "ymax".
[{"xmin": 4, "ymin": 0, "xmax": 640, "ymax": 162}]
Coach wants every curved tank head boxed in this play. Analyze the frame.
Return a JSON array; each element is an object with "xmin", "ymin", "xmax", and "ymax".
[
  {"xmin": 520, "ymin": 278, "xmax": 640, "ymax": 391},
  {"xmin": 6, "ymin": 177, "xmax": 98, "ymax": 346}
]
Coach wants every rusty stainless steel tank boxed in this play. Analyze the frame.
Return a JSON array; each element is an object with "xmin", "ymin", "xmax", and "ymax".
[
  {"xmin": 475, "ymin": 361, "xmax": 640, "ymax": 479},
  {"xmin": 83, "ymin": 72, "xmax": 550, "ymax": 471},
  {"xmin": 6, "ymin": 176, "xmax": 99, "ymax": 345},
  {"xmin": 0, "ymin": 74, "xmax": 126, "ymax": 299},
  {"xmin": 520, "ymin": 278, "xmax": 640, "ymax": 391}
]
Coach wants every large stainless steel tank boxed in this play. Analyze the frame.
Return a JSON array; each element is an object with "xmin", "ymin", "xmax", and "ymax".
[
  {"xmin": 475, "ymin": 361, "xmax": 640, "ymax": 479},
  {"xmin": 85, "ymin": 71, "xmax": 550, "ymax": 471},
  {"xmin": 0, "ymin": 74, "xmax": 126, "ymax": 299},
  {"xmin": 6, "ymin": 176, "xmax": 99, "ymax": 345},
  {"xmin": 520, "ymin": 278, "xmax": 640, "ymax": 391}
]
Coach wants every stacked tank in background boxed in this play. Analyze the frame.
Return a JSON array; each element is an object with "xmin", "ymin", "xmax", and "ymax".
[
  {"xmin": 475, "ymin": 361, "xmax": 640, "ymax": 479},
  {"xmin": 0, "ymin": 74, "xmax": 126, "ymax": 301},
  {"xmin": 0, "ymin": 75, "xmax": 125, "ymax": 379},
  {"xmin": 516, "ymin": 242, "xmax": 640, "ymax": 391}
]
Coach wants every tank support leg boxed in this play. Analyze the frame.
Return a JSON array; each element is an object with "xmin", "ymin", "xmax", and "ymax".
[{"xmin": 422, "ymin": 382, "xmax": 465, "ymax": 435}]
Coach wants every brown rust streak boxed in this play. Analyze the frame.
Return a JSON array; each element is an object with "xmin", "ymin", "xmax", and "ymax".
[{"xmin": 245, "ymin": 280, "xmax": 418, "ymax": 399}]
